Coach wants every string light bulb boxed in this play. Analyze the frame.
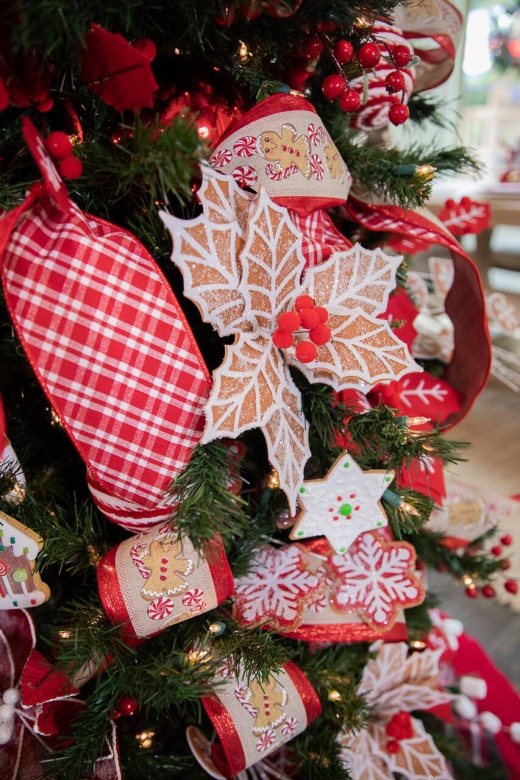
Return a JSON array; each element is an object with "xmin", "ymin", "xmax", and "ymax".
[
  {"xmin": 266, "ymin": 468, "xmax": 280, "ymax": 489},
  {"xmin": 136, "ymin": 730, "xmax": 155, "ymax": 749},
  {"xmin": 328, "ymin": 689, "xmax": 342, "ymax": 701}
]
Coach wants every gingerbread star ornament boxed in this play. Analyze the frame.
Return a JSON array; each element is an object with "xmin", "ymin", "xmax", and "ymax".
[{"xmin": 160, "ymin": 166, "xmax": 418, "ymax": 512}]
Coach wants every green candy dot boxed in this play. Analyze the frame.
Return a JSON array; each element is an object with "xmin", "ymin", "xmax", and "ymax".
[
  {"xmin": 12, "ymin": 601, "xmax": 18, "ymax": 607},
  {"xmin": 339, "ymin": 503, "xmax": 352, "ymax": 516},
  {"xmin": 339, "ymin": 547, "xmax": 346, "ymax": 553},
  {"xmin": 377, "ymin": 521, "xmax": 383, "ymax": 526},
  {"xmin": 300, "ymin": 487, "xmax": 306, "ymax": 494},
  {"xmin": 385, "ymin": 476, "xmax": 392, "ymax": 482},
  {"xmin": 343, "ymin": 462, "xmax": 350, "ymax": 468},
  {"xmin": 297, "ymin": 531, "xmax": 304, "ymax": 536}
]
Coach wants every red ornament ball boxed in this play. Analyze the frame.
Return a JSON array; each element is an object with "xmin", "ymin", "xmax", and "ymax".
[
  {"xmin": 304, "ymin": 37, "xmax": 324, "ymax": 59},
  {"xmin": 334, "ymin": 40, "xmax": 354, "ymax": 64},
  {"xmin": 500, "ymin": 533, "xmax": 512, "ymax": 546},
  {"xmin": 46, "ymin": 131, "xmax": 73, "ymax": 160},
  {"xmin": 309, "ymin": 323, "xmax": 331, "ymax": 345},
  {"xmin": 59, "ymin": 156, "xmax": 83, "ymax": 179},
  {"xmin": 386, "ymin": 740, "xmax": 400, "ymax": 755},
  {"xmin": 388, "ymin": 103, "xmax": 409, "ymax": 126},
  {"xmin": 481, "ymin": 584, "xmax": 496, "ymax": 599},
  {"xmin": 117, "ymin": 695, "xmax": 138, "ymax": 717},
  {"xmin": 393, "ymin": 44, "xmax": 412, "ymax": 68},
  {"xmin": 491, "ymin": 545, "xmax": 502, "ymax": 557},
  {"xmin": 295, "ymin": 341, "xmax": 317, "ymax": 363},
  {"xmin": 504, "ymin": 579, "xmax": 519, "ymax": 594},
  {"xmin": 385, "ymin": 70, "xmax": 405, "ymax": 94},
  {"xmin": 277, "ymin": 311, "xmax": 301, "ymax": 332},
  {"xmin": 357, "ymin": 42, "xmax": 381, "ymax": 69},
  {"xmin": 339, "ymin": 89, "xmax": 361, "ymax": 113},
  {"xmin": 299, "ymin": 308, "xmax": 321, "ymax": 329},
  {"xmin": 465, "ymin": 586, "xmax": 478, "ymax": 599},
  {"xmin": 315, "ymin": 306, "xmax": 329, "ymax": 323},
  {"xmin": 272, "ymin": 329, "xmax": 294, "ymax": 349},
  {"xmin": 322, "ymin": 74, "xmax": 345, "ymax": 101},
  {"xmin": 295, "ymin": 295, "xmax": 315, "ymax": 312}
]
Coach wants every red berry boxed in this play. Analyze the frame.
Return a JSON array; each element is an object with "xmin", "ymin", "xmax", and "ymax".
[
  {"xmin": 272, "ymin": 329, "xmax": 294, "ymax": 349},
  {"xmin": 385, "ymin": 721, "xmax": 401, "ymax": 739},
  {"xmin": 465, "ymin": 586, "xmax": 478, "ymax": 599},
  {"xmin": 491, "ymin": 545, "xmax": 502, "ymax": 557},
  {"xmin": 304, "ymin": 37, "xmax": 323, "ymax": 59},
  {"xmin": 385, "ymin": 70, "xmax": 405, "ymax": 94},
  {"xmin": 334, "ymin": 40, "xmax": 354, "ymax": 65},
  {"xmin": 239, "ymin": 0, "xmax": 262, "ymax": 19},
  {"xmin": 299, "ymin": 308, "xmax": 321, "ymax": 329},
  {"xmin": 215, "ymin": 5, "xmax": 235, "ymax": 26},
  {"xmin": 288, "ymin": 69, "xmax": 312, "ymax": 92},
  {"xmin": 500, "ymin": 559, "xmax": 511, "ymax": 571},
  {"xmin": 357, "ymin": 42, "xmax": 381, "ymax": 69},
  {"xmin": 482, "ymin": 584, "xmax": 496, "ymax": 599},
  {"xmin": 295, "ymin": 341, "xmax": 317, "ymax": 363},
  {"xmin": 133, "ymin": 38, "xmax": 157, "ymax": 60},
  {"xmin": 295, "ymin": 295, "xmax": 315, "ymax": 312},
  {"xmin": 309, "ymin": 323, "xmax": 331, "ymax": 345},
  {"xmin": 36, "ymin": 96, "xmax": 54, "ymax": 112},
  {"xmin": 393, "ymin": 44, "xmax": 412, "ymax": 68},
  {"xmin": 59, "ymin": 155, "xmax": 83, "ymax": 179},
  {"xmin": 339, "ymin": 89, "xmax": 361, "ymax": 113},
  {"xmin": 504, "ymin": 579, "xmax": 518, "ymax": 594},
  {"xmin": 388, "ymin": 103, "xmax": 409, "ymax": 126},
  {"xmin": 46, "ymin": 131, "xmax": 73, "ymax": 160},
  {"xmin": 315, "ymin": 306, "xmax": 329, "ymax": 323},
  {"xmin": 117, "ymin": 695, "xmax": 138, "ymax": 717},
  {"xmin": 394, "ymin": 711, "xmax": 412, "ymax": 727},
  {"xmin": 386, "ymin": 740, "xmax": 400, "ymax": 754},
  {"xmin": 277, "ymin": 311, "xmax": 301, "ymax": 332},
  {"xmin": 500, "ymin": 534, "xmax": 512, "ymax": 546},
  {"xmin": 322, "ymin": 74, "xmax": 346, "ymax": 101}
]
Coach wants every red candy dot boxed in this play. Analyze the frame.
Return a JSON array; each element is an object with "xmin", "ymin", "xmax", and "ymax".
[
  {"xmin": 339, "ymin": 89, "xmax": 361, "ymax": 113},
  {"xmin": 309, "ymin": 324, "xmax": 331, "ymax": 345},
  {"xmin": 272, "ymin": 329, "xmax": 294, "ymax": 349},
  {"xmin": 388, "ymin": 103, "xmax": 409, "ymax": 126},
  {"xmin": 385, "ymin": 70, "xmax": 405, "ymax": 94},
  {"xmin": 500, "ymin": 533, "xmax": 512, "ymax": 546},
  {"xmin": 59, "ymin": 156, "xmax": 83, "ymax": 179},
  {"xmin": 300, "ymin": 308, "xmax": 321, "ymax": 329},
  {"xmin": 481, "ymin": 584, "xmax": 496, "ymax": 599},
  {"xmin": 386, "ymin": 740, "xmax": 400, "ymax": 754},
  {"xmin": 46, "ymin": 131, "xmax": 73, "ymax": 160},
  {"xmin": 393, "ymin": 44, "xmax": 412, "ymax": 67},
  {"xmin": 277, "ymin": 311, "xmax": 301, "ymax": 332},
  {"xmin": 505, "ymin": 579, "xmax": 518, "ymax": 594},
  {"xmin": 315, "ymin": 306, "xmax": 329, "ymax": 323},
  {"xmin": 295, "ymin": 341, "xmax": 317, "ymax": 363},
  {"xmin": 334, "ymin": 39, "xmax": 354, "ymax": 65},
  {"xmin": 322, "ymin": 75, "xmax": 345, "ymax": 101},
  {"xmin": 295, "ymin": 295, "xmax": 315, "ymax": 312},
  {"xmin": 357, "ymin": 42, "xmax": 381, "ymax": 69}
]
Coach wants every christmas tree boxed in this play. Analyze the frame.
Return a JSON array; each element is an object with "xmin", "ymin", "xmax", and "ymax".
[{"xmin": 0, "ymin": 2, "xmax": 516, "ymax": 778}]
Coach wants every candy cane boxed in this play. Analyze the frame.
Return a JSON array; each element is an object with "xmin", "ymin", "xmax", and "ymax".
[
  {"xmin": 130, "ymin": 543, "xmax": 150, "ymax": 579},
  {"xmin": 235, "ymin": 683, "xmax": 259, "ymax": 718},
  {"xmin": 265, "ymin": 163, "xmax": 298, "ymax": 181}
]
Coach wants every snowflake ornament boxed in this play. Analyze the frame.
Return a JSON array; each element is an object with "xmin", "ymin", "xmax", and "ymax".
[
  {"xmin": 233, "ymin": 543, "xmax": 324, "ymax": 632},
  {"xmin": 160, "ymin": 166, "xmax": 418, "ymax": 511},
  {"xmin": 290, "ymin": 453, "xmax": 395, "ymax": 553},
  {"xmin": 328, "ymin": 531, "xmax": 424, "ymax": 630},
  {"xmin": 339, "ymin": 641, "xmax": 457, "ymax": 780}
]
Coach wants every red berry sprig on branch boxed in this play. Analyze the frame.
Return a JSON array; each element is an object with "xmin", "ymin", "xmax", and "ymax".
[
  {"xmin": 357, "ymin": 42, "xmax": 381, "ymax": 69},
  {"xmin": 272, "ymin": 295, "xmax": 331, "ymax": 364},
  {"xmin": 45, "ymin": 130, "xmax": 83, "ymax": 180},
  {"xmin": 384, "ymin": 710, "xmax": 414, "ymax": 753}
]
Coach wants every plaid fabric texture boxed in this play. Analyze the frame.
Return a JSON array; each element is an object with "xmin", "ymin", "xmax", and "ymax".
[
  {"xmin": 288, "ymin": 208, "xmax": 352, "ymax": 267},
  {"xmin": 2, "ymin": 197, "xmax": 210, "ymax": 527}
]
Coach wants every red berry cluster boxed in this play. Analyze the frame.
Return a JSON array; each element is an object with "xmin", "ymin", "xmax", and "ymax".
[
  {"xmin": 112, "ymin": 695, "xmax": 138, "ymax": 719},
  {"xmin": 45, "ymin": 131, "xmax": 83, "ymax": 180},
  {"xmin": 272, "ymin": 295, "xmax": 331, "ymax": 364},
  {"xmin": 464, "ymin": 533, "xmax": 517, "ymax": 599},
  {"xmin": 321, "ymin": 35, "xmax": 412, "ymax": 126},
  {"xmin": 385, "ymin": 710, "xmax": 414, "ymax": 754}
]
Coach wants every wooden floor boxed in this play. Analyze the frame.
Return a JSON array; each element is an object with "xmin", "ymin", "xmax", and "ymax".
[{"xmin": 432, "ymin": 332, "xmax": 520, "ymax": 688}]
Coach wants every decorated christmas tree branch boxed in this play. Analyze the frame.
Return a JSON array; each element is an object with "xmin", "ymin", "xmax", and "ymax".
[
  {"xmin": 406, "ymin": 528, "xmax": 504, "ymax": 585},
  {"xmin": 404, "ymin": 592, "xmax": 439, "ymax": 642},
  {"xmin": 291, "ymin": 720, "xmax": 353, "ymax": 780}
]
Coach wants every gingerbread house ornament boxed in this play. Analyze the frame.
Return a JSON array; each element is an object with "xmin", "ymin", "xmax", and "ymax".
[{"xmin": 0, "ymin": 511, "xmax": 50, "ymax": 610}]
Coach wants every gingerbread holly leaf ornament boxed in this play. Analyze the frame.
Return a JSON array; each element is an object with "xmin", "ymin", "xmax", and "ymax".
[{"xmin": 160, "ymin": 166, "xmax": 418, "ymax": 511}]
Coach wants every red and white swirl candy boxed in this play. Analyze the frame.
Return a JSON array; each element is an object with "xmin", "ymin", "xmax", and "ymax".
[
  {"xmin": 349, "ymin": 22, "xmax": 415, "ymax": 132},
  {"xmin": 211, "ymin": 148, "xmax": 233, "ymax": 168},
  {"xmin": 310, "ymin": 154, "xmax": 324, "ymax": 181},
  {"xmin": 232, "ymin": 165, "xmax": 258, "ymax": 187},
  {"xmin": 182, "ymin": 588, "xmax": 205, "ymax": 607},
  {"xmin": 147, "ymin": 596, "xmax": 175, "ymax": 620},
  {"xmin": 233, "ymin": 136, "xmax": 257, "ymax": 157}
]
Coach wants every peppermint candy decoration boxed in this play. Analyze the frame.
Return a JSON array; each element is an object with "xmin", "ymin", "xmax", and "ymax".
[
  {"xmin": 211, "ymin": 148, "xmax": 233, "ymax": 168},
  {"xmin": 256, "ymin": 730, "xmax": 277, "ymax": 752},
  {"xmin": 349, "ymin": 22, "xmax": 415, "ymax": 132},
  {"xmin": 182, "ymin": 588, "xmax": 205, "ymax": 607},
  {"xmin": 281, "ymin": 718, "xmax": 298, "ymax": 737},
  {"xmin": 147, "ymin": 596, "xmax": 175, "ymax": 620},
  {"xmin": 233, "ymin": 136, "xmax": 257, "ymax": 157},
  {"xmin": 310, "ymin": 154, "xmax": 324, "ymax": 181},
  {"xmin": 232, "ymin": 165, "xmax": 258, "ymax": 187}
]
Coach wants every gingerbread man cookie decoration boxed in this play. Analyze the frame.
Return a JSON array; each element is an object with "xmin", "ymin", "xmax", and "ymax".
[
  {"xmin": 257, "ymin": 124, "xmax": 311, "ymax": 179},
  {"xmin": 139, "ymin": 533, "xmax": 194, "ymax": 600},
  {"xmin": 324, "ymin": 142, "xmax": 345, "ymax": 183},
  {"xmin": 248, "ymin": 677, "xmax": 288, "ymax": 733}
]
